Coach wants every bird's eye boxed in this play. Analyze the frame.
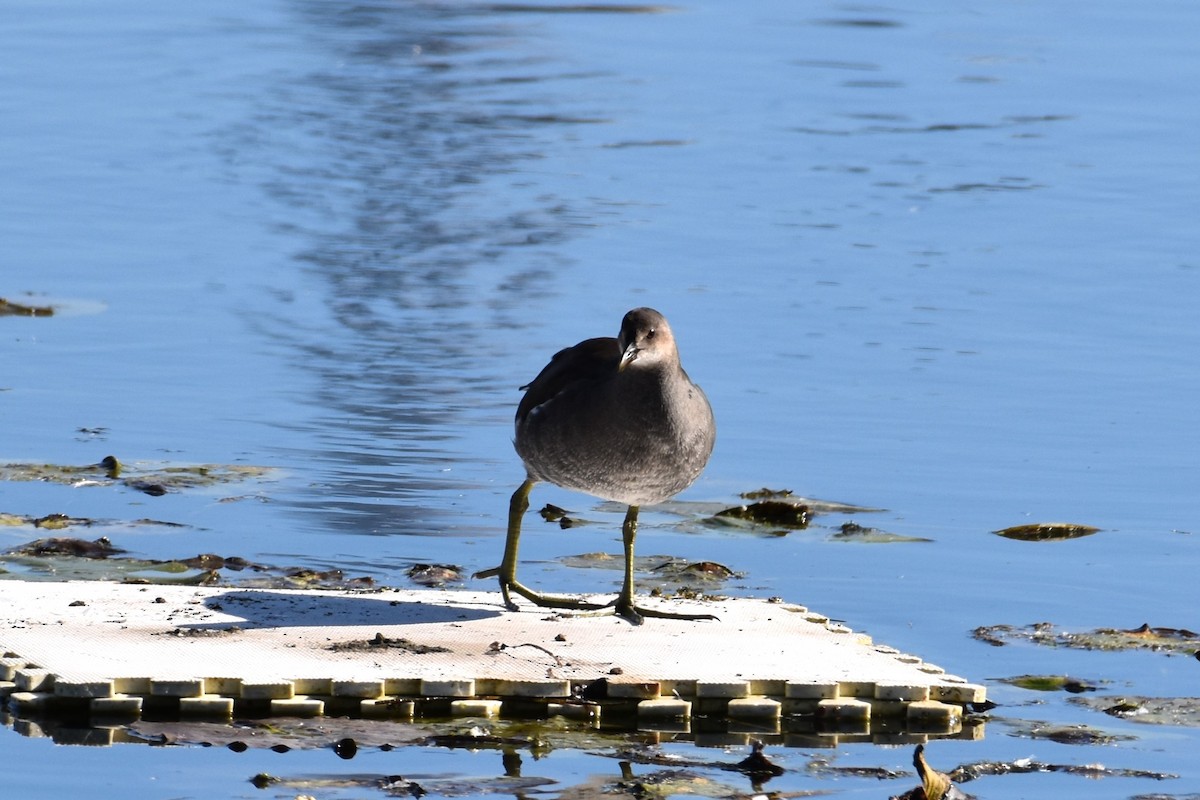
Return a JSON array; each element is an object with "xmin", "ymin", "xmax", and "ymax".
[{"xmin": 645, "ymin": 327, "xmax": 656, "ymax": 339}]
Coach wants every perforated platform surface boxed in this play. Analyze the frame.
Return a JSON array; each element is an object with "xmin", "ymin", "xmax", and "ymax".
[{"xmin": 0, "ymin": 581, "xmax": 984, "ymax": 729}]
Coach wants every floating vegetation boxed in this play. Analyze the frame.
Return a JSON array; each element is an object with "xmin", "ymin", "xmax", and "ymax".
[
  {"xmin": 948, "ymin": 757, "xmax": 1174, "ymax": 782},
  {"xmin": 29, "ymin": 514, "xmax": 90, "ymax": 531},
  {"xmin": 280, "ymin": 568, "xmax": 375, "ymax": 590},
  {"xmin": 809, "ymin": 760, "xmax": 904, "ymax": 780},
  {"xmin": 9, "ymin": 536, "xmax": 125, "ymax": 558},
  {"xmin": 249, "ymin": 769, "xmax": 553, "ymax": 796},
  {"xmin": 406, "ymin": 563, "xmax": 463, "ymax": 587},
  {"xmin": 0, "ymin": 537, "xmax": 375, "ymax": 589},
  {"xmin": 558, "ymin": 551, "xmax": 625, "ymax": 570},
  {"xmin": 610, "ymin": 762, "xmax": 743, "ymax": 799},
  {"xmin": 0, "ymin": 296, "xmax": 55, "ymax": 316},
  {"xmin": 715, "ymin": 500, "xmax": 810, "ymax": 529},
  {"xmin": 1000, "ymin": 674, "xmax": 1100, "ymax": 693},
  {"xmin": 0, "ymin": 456, "xmax": 275, "ymax": 495},
  {"xmin": 126, "ymin": 719, "xmax": 1181, "ymax": 797},
  {"xmin": 1, "ymin": 513, "xmax": 188, "ymax": 536},
  {"xmin": 651, "ymin": 560, "xmax": 735, "ymax": 581},
  {"xmin": 713, "ymin": 490, "xmax": 884, "ymax": 533},
  {"xmin": 585, "ymin": 493, "xmax": 880, "ymax": 535},
  {"xmin": 997, "ymin": 718, "xmax": 1134, "ymax": 745},
  {"xmin": 1072, "ymin": 695, "xmax": 1200, "ymax": 727},
  {"xmin": 993, "ymin": 522, "xmax": 1100, "ymax": 542},
  {"xmin": 833, "ymin": 521, "xmax": 933, "ymax": 543},
  {"xmin": 739, "ymin": 487, "xmax": 796, "ymax": 500},
  {"xmin": 554, "ymin": 553, "xmax": 736, "ymax": 595},
  {"xmin": 973, "ymin": 622, "xmax": 1200, "ymax": 656},
  {"xmin": 0, "ymin": 551, "xmax": 222, "ymax": 585}
]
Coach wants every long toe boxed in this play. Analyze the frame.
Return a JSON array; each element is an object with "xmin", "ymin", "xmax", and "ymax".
[
  {"xmin": 625, "ymin": 603, "xmax": 719, "ymax": 623},
  {"xmin": 503, "ymin": 579, "xmax": 610, "ymax": 612}
]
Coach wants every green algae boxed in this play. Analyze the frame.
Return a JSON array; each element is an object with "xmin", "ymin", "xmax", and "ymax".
[{"xmin": 0, "ymin": 456, "xmax": 275, "ymax": 495}]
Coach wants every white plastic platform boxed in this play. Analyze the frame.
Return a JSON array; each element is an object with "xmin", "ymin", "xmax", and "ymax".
[{"xmin": 0, "ymin": 581, "xmax": 983, "ymax": 730}]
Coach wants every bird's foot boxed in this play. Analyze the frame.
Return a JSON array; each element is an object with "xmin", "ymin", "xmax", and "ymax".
[
  {"xmin": 472, "ymin": 565, "xmax": 518, "ymax": 610},
  {"xmin": 611, "ymin": 599, "xmax": 720, "ymax": 626},
  {"xmin": 556, "ymin": 597, "xmax": 720, "ymax": 625},
  {"xmin": 474, "ymin": 568, "xmax": 718, "ymax": 623},
  {"xmin": 495, "ymin": 576, "xmax": 611, "ymax": 613}
]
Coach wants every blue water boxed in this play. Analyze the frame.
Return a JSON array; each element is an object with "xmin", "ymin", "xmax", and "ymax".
[{"xmin": 4, "ymin": 0, "xmax": 1199, "ymax": 797}]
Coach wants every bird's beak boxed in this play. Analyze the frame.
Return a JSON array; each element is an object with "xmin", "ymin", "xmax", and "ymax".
[{"xmin": 618, "ymin": 343, "xmax": 639, "ymax": 371}]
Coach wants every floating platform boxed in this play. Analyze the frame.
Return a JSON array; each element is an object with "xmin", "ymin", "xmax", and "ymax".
[{"xmin": 0, "ymin": 581, "xmax": 984, "ymax": 734}]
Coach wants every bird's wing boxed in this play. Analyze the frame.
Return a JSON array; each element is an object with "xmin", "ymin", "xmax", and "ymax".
[{"xmin": 516, "ymin": 336, "xmax": 620, "ymax": 423}]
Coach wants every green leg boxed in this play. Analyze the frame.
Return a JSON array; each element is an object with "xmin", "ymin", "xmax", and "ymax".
[
  {"xmin": 612, "ymin": 505, "xmax": 719, "ymax": 625},
  {"xmin": 497, "ymin": 478, "xmax": 534, "ymax": 609},
  {"xmin": 474, "ymin": 479, "xmax": 607, "ymax": 613},
  {"xmin": 613, "ymin": 505, "xmax": 641, "ymax": 621}
]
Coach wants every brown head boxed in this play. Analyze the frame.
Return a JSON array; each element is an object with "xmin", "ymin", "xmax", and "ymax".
[{"xmin": 617, "ymin": 307, "xmax": 678, "ymax": 372}]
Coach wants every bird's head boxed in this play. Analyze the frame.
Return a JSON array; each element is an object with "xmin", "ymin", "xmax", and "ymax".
[{"xmin": 618, "ymin": 307, "xmax": 676, "ymax": 371}]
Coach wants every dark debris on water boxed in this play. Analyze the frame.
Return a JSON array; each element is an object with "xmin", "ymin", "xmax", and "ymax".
[
  {"xmin": 0, "ymin": 536, "xmax": 378, "ymax": 590},
  {"xmin": 0, "ymin": 296, "xmax": 55, "ymax": 316},
  {"xmin": 974, "ymin": 621, "xmax": 1200, "ymax": 656},
  {"xmin": 0, "ymin": 455, "xmax": 274, "ymax": 496},
  {"xmin": 715, "ymin": 500, "xmax": 810, "ymax": 529},
  {"xmin": 992, "ymin": 522, "xmax": 1100, "ymax": 541}
]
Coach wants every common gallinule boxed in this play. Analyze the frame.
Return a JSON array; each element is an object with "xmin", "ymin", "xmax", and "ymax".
[{"xmin": 477, "ymin": 307, "xmax": 716, "ymax": 624}]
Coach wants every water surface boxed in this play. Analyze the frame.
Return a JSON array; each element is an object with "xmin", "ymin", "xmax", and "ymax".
[{"xmin": 3, "ymin": 0, "xmax": 1199, "ymax": 797}]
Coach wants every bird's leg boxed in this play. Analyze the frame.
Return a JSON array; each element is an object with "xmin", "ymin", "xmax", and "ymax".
[
  {"xmin": 473, "ymin": 479, "xmax": 532, "ymax": 608},
  {"xmin": 612, "ymin": 505, "xmax": 643, "ymax": 623},
  {"xmin": 613, "ymin": 504, "xmax": 719, "ymax": 625},
  {"xmin": 474, "ymin": 478, "xmax": 607, "ymax": 613},
  {"xmin": 498, "ymin": 478, "xmax": 533, "ymax": 610}
]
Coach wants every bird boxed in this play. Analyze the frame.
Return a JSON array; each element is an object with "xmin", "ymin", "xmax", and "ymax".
[{"xmin": 476, "ymin": 307, "xmax": 716, "ymax": 624}]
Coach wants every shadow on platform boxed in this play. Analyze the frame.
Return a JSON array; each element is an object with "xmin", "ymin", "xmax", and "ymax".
[{"xmin": 181, "ymin": 589, "xmax": 503, "ymax": 629}]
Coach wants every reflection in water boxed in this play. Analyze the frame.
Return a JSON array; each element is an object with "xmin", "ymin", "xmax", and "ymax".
[{"xmin": 240, "ymin": 3, "xmax": 599, "ymax": 537}]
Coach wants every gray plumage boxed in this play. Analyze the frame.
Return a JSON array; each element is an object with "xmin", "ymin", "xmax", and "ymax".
[
  {"xmin": 478, "ymin": 307, "xmax": 717, "ymax": 624},
  {"xmin": 515, "ymin": 307, "xmax": 715, "ymax": 506}
]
